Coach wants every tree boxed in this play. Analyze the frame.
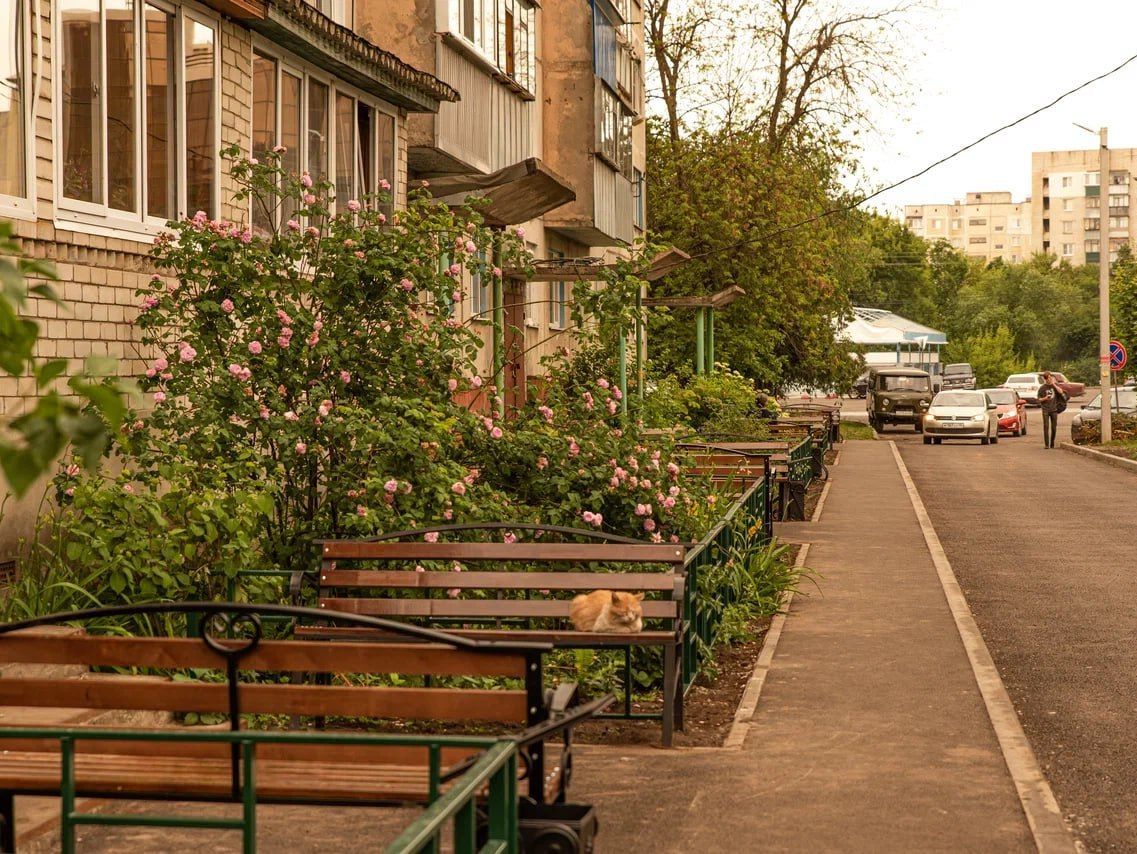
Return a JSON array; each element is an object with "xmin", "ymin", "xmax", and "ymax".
[
  {"xmin": 845, "ymin": 212, "xmax": 936, "ymax": 322},
  {"xmin": 942, "ymin": 324, "xmax": 1031, "ymax": 388}
]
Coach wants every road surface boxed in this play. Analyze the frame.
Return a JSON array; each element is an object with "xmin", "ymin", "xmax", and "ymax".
[{"xmin": 895, "ymin": 407, "xmax": 1136, "ymax": 851}]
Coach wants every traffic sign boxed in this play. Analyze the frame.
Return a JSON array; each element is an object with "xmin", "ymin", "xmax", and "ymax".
[{"xmin": 1110, "ymin": 340, "xmax": 1127, "ymax": 372}]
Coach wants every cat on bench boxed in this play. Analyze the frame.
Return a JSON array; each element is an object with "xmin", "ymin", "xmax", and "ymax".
[{"xmin": 570, "ymin": 591, "xmax": 644, "ymax": 633}]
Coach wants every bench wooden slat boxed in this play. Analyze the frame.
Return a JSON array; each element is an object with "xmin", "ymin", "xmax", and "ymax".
[
  {"xmin": 0, "ymin": 634, "xmax": 527, "ymax": 677},
  {"xmin": 319, "ymin": 597, "xmax": 679, "ymax": 619},
  {"xmin": 320, "ymin": 570, "xmax": 678, "ymax": 592},
  {"xmin": 295, "ymin": 625, "xmax": 679, "ymax": 645},
  {"xmin": 0, "ymin": 736, "xmax": 480, "ymax": 768},
  {"xmin": 321, "ymin": 542, "xmax": 686, "ymax": 563},
  {"xmin": 0, "ymin": 678, "xmax": 528, "ymax": 723}
]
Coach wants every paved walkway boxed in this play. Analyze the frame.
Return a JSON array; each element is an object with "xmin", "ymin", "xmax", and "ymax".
[
  {"xmin": 575, "ymin": 440, "xmax": 1040, "ymax": 851},
  {"xmin": 26, "ymin": 440, "xmax": 1056, "ymax": 852}
]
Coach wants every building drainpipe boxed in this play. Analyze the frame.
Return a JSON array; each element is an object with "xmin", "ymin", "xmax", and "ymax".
[
  {"xmin": 618, "ymin": 333, "xmax": 628, "ymax": 417},
  {"xmin": 492, "ymin": 234, "xmax": 505, "ymax": 418},
  {"xmin": 635, "ymin": 286, "xmax": 644, "ymax": 407},
  {"xmin": 706, "ymin": 307, "xmax": 715, "ymax": 374}
]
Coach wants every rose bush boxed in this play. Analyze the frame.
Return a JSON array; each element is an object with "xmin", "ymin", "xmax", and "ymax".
[{"xmin": 31, "ymin": 150, "xmax": 720, "ymax": 611}]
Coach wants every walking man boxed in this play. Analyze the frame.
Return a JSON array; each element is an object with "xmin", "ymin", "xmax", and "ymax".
[{"xmin": 1037, "ymin": 372, "xmax": 1067, "ymax": 449}]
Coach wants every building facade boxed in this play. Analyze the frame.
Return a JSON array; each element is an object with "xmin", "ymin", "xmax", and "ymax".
[
  {"xmin": 1031, "ymin": 148, "xmax": 1137, "ymax": 265},
  {"xmin": 356, "ymin": 0, "xmax": 647, "ymax": 407},
  {"xmin": 0, "ymin": 0, "xmax": 456, "ymax": 556},
  {"xmin": 904, "ymin": 191, "xmax": 1032, "ymax": 263}
]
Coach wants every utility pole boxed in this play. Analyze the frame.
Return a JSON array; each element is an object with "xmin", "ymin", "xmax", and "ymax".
[{"xmin": 1099, "ymin": 128, "xmax": 1112, "ymax": 443}]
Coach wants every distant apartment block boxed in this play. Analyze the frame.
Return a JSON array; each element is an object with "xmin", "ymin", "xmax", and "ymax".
[
  {"xmin": 1032, "ymin": 148, "xmax": 1137, "ymax": 265},
  {"xmin": 904, "ymin": 192, "xmax": 1032, "ymax": 263}
]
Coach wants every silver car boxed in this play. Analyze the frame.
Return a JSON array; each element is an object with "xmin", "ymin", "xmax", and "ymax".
[
  {"xmin": 1072, "ymin": 386, "xmax": 1137, "ymax": 428},
  {"xmin": 922, "ymin": 391, "xmax": 1000, "ymax": 445}
]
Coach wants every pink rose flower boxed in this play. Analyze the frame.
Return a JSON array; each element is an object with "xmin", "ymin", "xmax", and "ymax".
[
  {"xmin": 424, "ymin": 532, "xmax": 439, "ymax": 543},
  {"xmin": 303, "ymin": 193, "xmax": 316, "ymax": 205},
  {"xmin": 400, "ymin": 278, "xmax": 415, "ymax": 291},
  {"xmin": 300, "ymin": 172, "xmax": 313, "ymax": 188},
  {"xmin": 379, "ymin": 178, "xmax": 391, "ymax": 190},
  {"xmin": 153, "ymin": 357, "xmax": 169, "ymax": 371},
  {"xmin": 340, "ymin": 370, "xmax": 352, "ymax": 383},
  {"xmin": 347, "ymin": 199, "xmax": 361, "ymax": 212},
  {"xmin": 286, "ymin": 219, "xmax": 301, "ymax": 231},
  {"xmin": 384, "ymin": 479, "xmax": 399, "ymax": 494},
  {"xmin": 447, "ymin": 378, "xmax": 459, "ymax": 392},
  {"xmin": 145, "ymin": 368, "xmax": 157, "ymax": 378},
  {"xmin": 663, "ymin": 497, "xmax": 677, "ymax": 509},
  {"xmin": 568, "ymin": 440, "xmax": 580, "ymax": 456},
  {"xmin": 538, "ymin": 405, "xmax": 554, "ymax": 423},
  {"xmin": 492, "ymin": 267, "xmax": 502, "ymax": 278},
  {"xmin": 295, "ymin": 442, "xmax": 307, "ymax": 455},
  {"xmin": 471, "ymin": 376, "xmax": 483, "ymax": 388},
  {"xmin": 491, "ymin": 426, "xmax": 503, "ymax": 439},
  {"xmin": 452, "ymin": 290, "xmax": 462, "ymax": 302},
  {"xmin": 248, "ymin": 341, "xmax": 262, "ymax": 355},
  {"xmin": 503, "ymin": 532, "xmax": 517, "ymax": 544},
  {"xmin": 537, "ymin": 456, "xmax": 549, "ymax": 470},
  {"xmin": 153, "ymin": 391, "xmax": 166, "ymax": 403},
  {"xmin": 465, "ymin": 240, "xmax": 477, "ymax": 253},
  {"xmin": 644, "ymin": 519, "xmax": 656, "ymax": 532},
  {"xmin": 598, "ymin": 378, "xmax": 610, "ymax": 389},
  {"xmin": 607, "ymin": 399, "xmax": 618, "ymax": 414},
  {"xmin": 451, "ymin": 481, "xmax": 467, "ymax": 495},
  {"xmin": 305, "ymin": 226, "xmax": 320, "ymax": 238},
  {"xmin": 284, "ymin": 410, "xmax": 299, "ymax": 422},
  {"xmin": 443, "ymin": 508, "xmax": 454, "ymax": 520},
  {"xmin": 356, "ymin": 505, "xmax": 368, "ymax": 517}
]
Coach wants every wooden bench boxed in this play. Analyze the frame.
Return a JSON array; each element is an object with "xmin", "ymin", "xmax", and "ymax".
[
  {"xmin": 295, "ymin": 525, "xmax": 689, "ymax": 746},
  {"xmin": 679, "ymin": 439, "xmax": 807, "ymax": 523},
  {"xmin": 0, "ymin": 602, "xmax": 612, "ymax": 853}
]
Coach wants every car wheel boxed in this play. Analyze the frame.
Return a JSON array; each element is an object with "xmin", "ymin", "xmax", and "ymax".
[
  {"xmin": 981, "ymin": 436, "xmax": 990, "ymax": 445},
  {"xmin": 923, "ymin": 436, "xmax": 932, "ymax": 445},
  {"xmin": 991, "ymin": 433, "xmax": 998, "ymax": 444}
]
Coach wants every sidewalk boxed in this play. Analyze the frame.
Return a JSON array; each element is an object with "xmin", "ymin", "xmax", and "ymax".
[{"xmin": 574, "ymin": 440, "xmax": 1042, "ymax": 851}]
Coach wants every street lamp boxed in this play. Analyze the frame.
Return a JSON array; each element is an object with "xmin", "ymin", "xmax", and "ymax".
[{"xmin": 1075, "ymin": 123, "xmax": 1112, "ymax": 443}]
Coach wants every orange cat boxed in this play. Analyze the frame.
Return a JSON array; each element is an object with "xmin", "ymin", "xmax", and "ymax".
[{"xmin": 570, "ymin": 591, "xmax": 644, "ymax": 633}]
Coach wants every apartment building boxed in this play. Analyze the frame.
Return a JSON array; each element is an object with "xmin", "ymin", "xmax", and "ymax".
[
  {"xmin": 1031, "ymin": 148, "xmax": 1137, "ymax": 265},
  {"xmin": 0, "ymin": 0, "xmax": 456, "ymax": 553},
  {"xmin": 904, "ymin": 192, "xmax": 1032, "ymax": 263},
  {"xmin": 359, "ymin": 0, "xmax": 648, "ymax": 408}
]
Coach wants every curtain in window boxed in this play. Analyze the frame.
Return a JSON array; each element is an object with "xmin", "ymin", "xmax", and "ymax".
[
  {"xmin": 334, "ymin": 92, "xmax": 354, "ymax": 206},
  {"xmin": 252, "ymin": 53, "xmax": 277, "ymax": 232}
]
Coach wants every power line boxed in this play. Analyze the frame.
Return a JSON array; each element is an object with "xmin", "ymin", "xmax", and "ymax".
[{"xmin": 682, "ymin": 50, "xmax": 1137, "ymax": 263}]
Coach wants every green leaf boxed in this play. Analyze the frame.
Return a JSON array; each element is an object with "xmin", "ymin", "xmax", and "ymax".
[{"xmin": 36, "ymin": 359, "xmax": 69, "ymax": 389}]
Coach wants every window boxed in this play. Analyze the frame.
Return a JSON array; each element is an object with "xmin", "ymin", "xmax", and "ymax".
[
  {"xmin": 596, "ymin": 83, "xmax": 632, "ymax": 176},
  {"xmin": 1061, "ymin": 176, "xmax": 1073, "ymax": 188},
  {"xmin": 905, "ymin": 217, "xmax": 922, "ymax": 229},
  {"xmin": 1010, "ymin": 217, "xmax": 1021, "ymax": 229},
  {"xmin": 548, "ymin": 251, "xmax": 568, "ymax": 330},
  {"xmin": 969, "ymin": 237, "xmax": 986, "ymax": 244},
  {"xmin": 951, "ymin": 218, "xmax": 961, "ymax": 230},
  {"xmin": 633, "ymin": 168, "xmax": 645, "ymax": 230},
  {"xmin": 57, "ymin": 1, "xmax": 218, "ymax": 228},
  {"xmin": 1111, "ymin": 172, "xmax": 1129, "ymax": 186},
  {"xmin": 307, "ymin": 0, "xmax": 353, "ymax": 28},
  {"xmin": 1087, "ymin": 196, "xmax": 1101, "ymax": 209},
  {"xmin": 470, "ymin": 250, "xmax": 490, "ymax": 320},
  {"xmin": 1110, "ymin": 216, "xmax": 1129, "ymax": 230},
  {"xmin": 1086, "ymin": 172, "xmax": 1100, "ymax": 186},
  {"xmin": 1012, "ymin": 236, "xmax": 1021, "ymax": 246},
  {"xmin": 1062, "ymin": 243, "xmax": 1074, "ymax": 256},
  {"xmin": 968, "ymin": 218, "xmax": 986, "ymax": 226},
  {"xmin": 0, "ymin": 0, "xmax": 29, "ymax": 210},
  {"xmin": 1086, "ymin": 239, "xmax": 1101, "ymax": 253},
  {"xmin": 1062, "ymin": 199, "xmax": 1073, "ymax": 212},
  {"xmin": 251, "ymin": 47, "xmax": 399, "ymax": 228},
  {"xmin": 454, "ymin": 0, "xmax": 535, "ymax": 92},
  {"xmin": 1062, "ymin": 220, "xmax": 1073, "ymax": 234},
  {"xmin": 1110, "ymin": 194, "xmax": 1130, "ymax": 208}
]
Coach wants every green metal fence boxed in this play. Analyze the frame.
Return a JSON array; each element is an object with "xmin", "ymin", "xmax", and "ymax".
[
  {"xmin": 681, "ymin": 474, "xmax": 770, "ymax": 689},
  {"xmin": 0, "ymin": 727, "xmax": 515, "ymax": 854}
]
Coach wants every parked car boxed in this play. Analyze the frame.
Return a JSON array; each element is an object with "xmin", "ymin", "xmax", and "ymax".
[
  {"xmin": 1071, "ymin": 386, "xmax": 1137, "ymax": 428},
  {"xmin": 942, "ymin": 363, "xmax": 977, "ymax": 390},
  {"xmin": 851, "ymin": 370, "xmax": 870, "ymax": 399},
  {"xmin": 1049, "ymin": 372, "xmax": 1085, "ymax": 399},
  {"xmin": 981, "ymin": 387, "xmax": 1027, "ymax": 436},
  {"xmin": 866, "ymin": 368, "xmax": 933, "ymax": 432},
  {"xmin": 922, "ymin": 391, "xmax": 1000, "ymax": 445},
  {"xmin": 1003, "ymin": 372, "xmax": 1044, "ymax": 405}
]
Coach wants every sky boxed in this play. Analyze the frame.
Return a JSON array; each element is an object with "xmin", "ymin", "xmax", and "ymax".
[{"xmin": 860, "ymin": 0, "xmax": 1137, "ymax": 214}]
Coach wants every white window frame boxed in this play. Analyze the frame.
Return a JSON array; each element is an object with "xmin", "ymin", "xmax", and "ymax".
[
  {"xmin": 470, "ymin": 250, "xmax": 491, "ymax": 322},
  {"xmin": 250, "ymin": 37, "xmax": 400, "ymax": 224},
  {"xmin": 0, "ymin": 0, "xmax": 34, "ymax": 219},
  {"xmin": 1062, "ymin": 243, "xmax": 1074, "ymax": 256},
  {"xmin": 446, "ymin": 0, "xmax": 536, "ymax": 95},
  {"xmin": 52, "ymin": 1, "xmax": 220, "ymax": 239}
]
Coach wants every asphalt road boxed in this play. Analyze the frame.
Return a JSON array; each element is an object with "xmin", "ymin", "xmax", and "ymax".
[{"xmin": 895, "ymin": 407, "xmax": 1137, "ymax": 852}]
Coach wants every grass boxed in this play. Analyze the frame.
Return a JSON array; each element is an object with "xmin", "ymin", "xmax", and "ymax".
[
  {"xmin": 1090, "ymin": 440, "xmax": 1137, "ymax": 461},
  {"xmin": 840, "ymin": 421, "xmax": 876, "ymax": 441}
]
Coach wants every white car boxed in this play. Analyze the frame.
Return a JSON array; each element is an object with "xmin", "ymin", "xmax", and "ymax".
[
  {"xmin": 1002, "ymin": 372, "xmax": 1044, "ymax": 405},
  {"xmin": 922, "ymin": 391, "xmax": 1000, "ymax": 445}
]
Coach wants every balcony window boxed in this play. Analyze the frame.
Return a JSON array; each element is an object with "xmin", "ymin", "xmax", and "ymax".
[
  {"xmin": 455, "ymin": 0, "xmax": 535, "ymax": 93},
  {"xmin": 968, "ymin": 237, "xmax": 986, "ymax": 244},
  {"xmin": 968, "ymin": 218, "xmax": 986, "ymax": 226},
  {"xmin": 633, "ymin": 168, "xmax": 645, "ymax": 230},
  {"xmin": 252, "ymin": 47, "xmax": 398, "ymax": 229},
  {"xmin": 57, "ymin": 1, "xmax": 219, "ymax": 228},
  {"xmin": 0, "ymin": 0, "xmax": 30, "ymax": 212},
  {"xmin": 596, "ymin": 83, "xmax": 632, "ymax": 177},
  {"xmin": 1109, "ymin": 216, "xmax": 1129, "ymax": 230},
  {"xmin": 470, "ymin": 250, "xmax": 490, "ymax": 320}
]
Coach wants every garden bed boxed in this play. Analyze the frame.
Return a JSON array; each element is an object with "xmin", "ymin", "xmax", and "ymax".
[{"xmin": 1087, "ymin": 441, "xmax": 1137, "ymax": 462}]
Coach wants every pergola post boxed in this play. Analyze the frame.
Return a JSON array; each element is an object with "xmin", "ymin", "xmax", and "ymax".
[
  {"xmin": 618, "ymin": 333, "xmax": 628, "ymax": 417},
  {"xmin": 695, "ymin": 307, "xmax": 706, "ymax": 375},
  {"xmin": 705, "ymin": 307, "xmax": 715, "ymax": 373}
]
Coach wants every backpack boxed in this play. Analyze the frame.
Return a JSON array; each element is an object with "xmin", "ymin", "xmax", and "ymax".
[{"xmin": 1055, "ymin": 389, "xmax": 1068, "ymax": 414}]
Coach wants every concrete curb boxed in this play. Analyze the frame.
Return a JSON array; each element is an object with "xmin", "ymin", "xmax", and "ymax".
[
  {"xmin": 722, "ymin": 541, "xmax": 812, "ymax": 750},
  {"xmin": 890, "ymin": 442, "xmax": 1078, "ymax": 854},
  {"xmin": 1060, "ymin": 441, "xmax": 1137, "ymax": 474}
]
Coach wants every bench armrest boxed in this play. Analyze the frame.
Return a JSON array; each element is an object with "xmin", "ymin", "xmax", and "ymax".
[{"xmin": 515, "ymin": 692, "xmax": 616, "ymax": 750}]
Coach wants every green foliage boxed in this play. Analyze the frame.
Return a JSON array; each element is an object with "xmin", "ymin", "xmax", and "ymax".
[
  {"xmin": 846, "ymin": 213, "xmax": 938, "ymax": 323},
  {"xmin": 1112, "ymin": 245, "xmax": 1137, "ymax": 363},
  {"xmin": 642, "ymin": 366, "xmax": 778, "ymax": 434},
  {"xmin": 0, "ymin": 222, "xmax": 130, "ymax": 496},
  {"xmin": 645, "ymin": 123, "xmax": 864, "ymax": 392},
  {"xmin": 942, "ymin": 324, "xmax": 1034, "ymax": 388}
]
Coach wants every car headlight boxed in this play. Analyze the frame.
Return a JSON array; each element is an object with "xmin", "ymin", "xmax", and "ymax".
[
  {"xmin": 971, "ymin": 413, "xmax": 986, "ymax": 422},
  {"xmin": 881, "ymin": 397, "xmax": 890, "ymax": 407}
]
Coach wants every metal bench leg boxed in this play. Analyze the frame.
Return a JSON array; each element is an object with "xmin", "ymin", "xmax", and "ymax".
[
  {"xmin": 662, "ymin": 643, "xmax": 676, "ymax": 748},
  {"xmin": 674, "ymin": 644, "xmax": 685, "ymax": 732},
  {"xmin": 0, "ymin": 791, "xmax": 13, "ymax": 854}
]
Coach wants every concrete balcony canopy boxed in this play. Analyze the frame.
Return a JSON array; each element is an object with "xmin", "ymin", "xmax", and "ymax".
[{"xmin": 427, "ymin": 158, "xmax": 577, "ymax": 226}]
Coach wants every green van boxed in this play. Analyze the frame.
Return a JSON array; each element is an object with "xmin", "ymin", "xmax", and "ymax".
[{"xmin": 866, "ymin": 368, "xmax": 933, "ymax": 432}]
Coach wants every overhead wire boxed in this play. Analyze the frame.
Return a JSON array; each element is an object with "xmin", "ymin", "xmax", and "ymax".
[{"xmin": 682, "ymin": 50, "xmax": 1137, "ymax": 262}]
